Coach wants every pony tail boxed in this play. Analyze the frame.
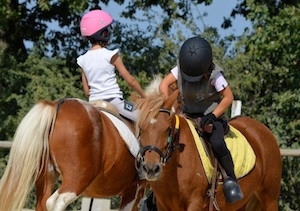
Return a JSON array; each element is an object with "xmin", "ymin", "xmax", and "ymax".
[{"xmin": 0, "ymin": 101, "xmax": 56, "ymax": 211}]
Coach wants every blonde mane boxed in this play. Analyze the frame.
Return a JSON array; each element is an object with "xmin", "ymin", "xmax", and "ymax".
[{"xmin": 135, "ymin": 75, "xmax": 165, "ymax": 136}]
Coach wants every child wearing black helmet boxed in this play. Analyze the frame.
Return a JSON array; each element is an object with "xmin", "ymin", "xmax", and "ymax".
[{"xmin": 159, "ymin": 36, "xmax": 243, "ymax": 204}]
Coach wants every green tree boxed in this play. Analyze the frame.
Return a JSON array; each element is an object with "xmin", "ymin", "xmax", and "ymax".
[
  {"xmin": 226, "ymin": 2, "xmax": 300, "ymax": 209},
  {"xmin": 227, "ymin": 3, "xmax": 300, "ymax": 148},
  {"xmin": 1, "ymin": 0, "xmax": 299, "ymax": 209}
]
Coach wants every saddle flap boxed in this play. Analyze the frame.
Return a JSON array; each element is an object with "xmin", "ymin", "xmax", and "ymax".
[{"xmin": 186, "ymin": 119, "xmax": 256, "ymax": 183}]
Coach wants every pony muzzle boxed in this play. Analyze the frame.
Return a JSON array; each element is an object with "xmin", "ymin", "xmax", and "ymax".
[{"xmin": 136, "ymin": 146, "xmax": 165, "ymax": 180}]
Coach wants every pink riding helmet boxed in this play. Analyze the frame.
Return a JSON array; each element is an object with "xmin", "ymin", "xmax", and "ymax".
[{"xmin": 80, "ymin": 9, "xmax": 114, "ymax": 41}]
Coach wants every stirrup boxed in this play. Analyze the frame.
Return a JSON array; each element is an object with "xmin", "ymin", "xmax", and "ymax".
[{"xmin": 223, "ymin": 177, "xmax": 244, "ymax": 204}]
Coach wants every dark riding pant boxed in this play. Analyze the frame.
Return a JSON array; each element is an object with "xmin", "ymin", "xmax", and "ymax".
[{"xmin": 204, "ymin": 120, "xmax": 229, "ymax": 160}]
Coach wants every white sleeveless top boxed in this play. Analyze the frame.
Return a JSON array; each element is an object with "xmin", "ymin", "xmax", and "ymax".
[{"xmin": 77, "ymin": 48, "xmax": 123, "ymax": 101}]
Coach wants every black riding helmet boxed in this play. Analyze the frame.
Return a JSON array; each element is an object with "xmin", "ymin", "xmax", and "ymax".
[{"xmin": 179, "ymin": 37, "xmax": 212, "ymax": 82}]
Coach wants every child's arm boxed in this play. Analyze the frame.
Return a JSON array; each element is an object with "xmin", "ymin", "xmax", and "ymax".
[
  {"xmin": 112, "ymin": 54, "xmax": 146, "ymax": 98},
  {"xmin": 81, "ymin": 70, "xmax": 90, "ymax": 97},
  {"xmin": 159, "ymin": 73, "xmax": 177, "ymax": 98},
  {"xmin": 213, "ymin": 85, "xmax": 234, "ymax": 118}
]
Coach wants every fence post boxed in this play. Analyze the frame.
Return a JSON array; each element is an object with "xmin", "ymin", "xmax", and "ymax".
[{"xmin": 231, "ymin": 100, "xmax": 242, "ymax": 118}]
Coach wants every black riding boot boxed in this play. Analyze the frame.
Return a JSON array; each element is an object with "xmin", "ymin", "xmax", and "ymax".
[
  {"xmin": 219, "ymin": 153, "xmax": 244, "ymax": 203},
  {"xmin": 140, "ymin": 191, "xmax": 157, "ymax": 211}
]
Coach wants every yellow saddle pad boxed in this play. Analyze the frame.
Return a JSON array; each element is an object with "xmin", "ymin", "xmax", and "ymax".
[{"xmin": 186, "ymin": 119, "xmax": 256, "ymax": 183}]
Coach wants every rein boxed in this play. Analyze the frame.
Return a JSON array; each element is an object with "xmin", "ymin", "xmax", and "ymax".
[{"xmin": 136, "ymin": 109, "xmax": 180, "ymax": 167}]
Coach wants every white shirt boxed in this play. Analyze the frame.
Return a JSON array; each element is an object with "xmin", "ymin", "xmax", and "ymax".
[
  {"xmin": 77, "ymin": 48, "xmax": 123, "ymax": 101},
  {"xmin": 170, "ymin": 66, "xmax": 228, "ymax": 92}
]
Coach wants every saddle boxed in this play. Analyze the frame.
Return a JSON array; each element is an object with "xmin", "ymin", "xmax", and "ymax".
[
  {"xmin": 89, "ymin": 100, "xmax": 140, "ymax": 157},
  {"xmin": 89, "ymin": 100, "xmax": 121, "ymax": 117},
  {"xmin": 186, "ymin": 118, "xmax": 255, "ymax": 210},
  {"xmin": 186, "ymin": 118, "xmax": 256, "ymax": 182}
]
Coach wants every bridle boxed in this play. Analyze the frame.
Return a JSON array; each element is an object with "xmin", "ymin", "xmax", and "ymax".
[{"xmin": 135, "ymin": 108, "xmax": 180, "ymax": 169}]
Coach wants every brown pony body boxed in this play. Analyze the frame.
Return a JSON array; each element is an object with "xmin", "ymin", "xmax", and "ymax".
[
  {"xmin": 135, "ymin": 90, "xmax": 282, "ymax": 211},
  {"xmin": 0, "ymin": 98, "xmax": 144, "ymax": 211}
]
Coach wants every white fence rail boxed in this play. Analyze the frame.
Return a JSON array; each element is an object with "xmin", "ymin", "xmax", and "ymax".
[
  {"xmin": 0, "ymin": 141, "xmax": 12, "ymax": 149},
  {"xmin": 1, "ymin": 141, "xmax": 299, "ymax": 157}
]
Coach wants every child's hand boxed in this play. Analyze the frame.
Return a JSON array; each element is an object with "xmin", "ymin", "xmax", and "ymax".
[{"xmin": 200, "ymin": 113, "xmax": 216, "ymax": 127}]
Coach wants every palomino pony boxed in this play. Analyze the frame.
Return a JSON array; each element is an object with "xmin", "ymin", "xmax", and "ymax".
[
  {"xmin": 0, "ymin": 98, "xmax": 145, "ymax": 211},
  {"xmin": 135, "ymin": 89, "xmax": 282, "ymax": 211}
]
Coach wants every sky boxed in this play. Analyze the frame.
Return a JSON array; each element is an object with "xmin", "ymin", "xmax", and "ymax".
[
  {"xmin": 196, "ymin": 0, "xmax": 252, "ymax": 37},
  {"xmin": 24, "ymin": 1, "xmax": 251, "ymax": 51},
  {"xmin": 101, "ymin": 0, "xmax": 252, "ymax": 39}
]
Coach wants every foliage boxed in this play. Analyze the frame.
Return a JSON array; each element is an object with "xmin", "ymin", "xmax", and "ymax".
[
  {"xmin": 225, "ymin": 2, "xmax": 300, "ymax": 209},
  {"xmin": 0, "ymin": 151, "xmax": 8, "ymax": 178},
  {"xmin": 0, "ymin": 46, "xmax": 21, "ymax": 140},
  {"xmin": 0, "ymin": 0, "xmax": 300, "ymax": 209},
  {"xmin": 0, "ymin": 49, "xmax": 85, "ymax": 140},
  {"xmin": 280, "ymin": 157, "xmax": 300, "ymax": 210},
  {"xmin": 227, "ymin": 3, "xmax": 300, "ymax": 146}
]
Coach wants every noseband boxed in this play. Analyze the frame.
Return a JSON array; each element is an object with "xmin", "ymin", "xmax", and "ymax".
[{"xmin": 135, "ymin": 109, "xmax": 180, "ymax": 169}]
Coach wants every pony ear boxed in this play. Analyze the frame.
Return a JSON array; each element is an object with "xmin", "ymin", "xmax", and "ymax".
[{"xmin": 163, "ymin": 89, "xmax": 179, "ymax": 109}]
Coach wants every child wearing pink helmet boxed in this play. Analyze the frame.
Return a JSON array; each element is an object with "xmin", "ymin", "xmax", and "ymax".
[{"xmin": 77, "ymin": 9, "xmax": 146, "ymax": 121}]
